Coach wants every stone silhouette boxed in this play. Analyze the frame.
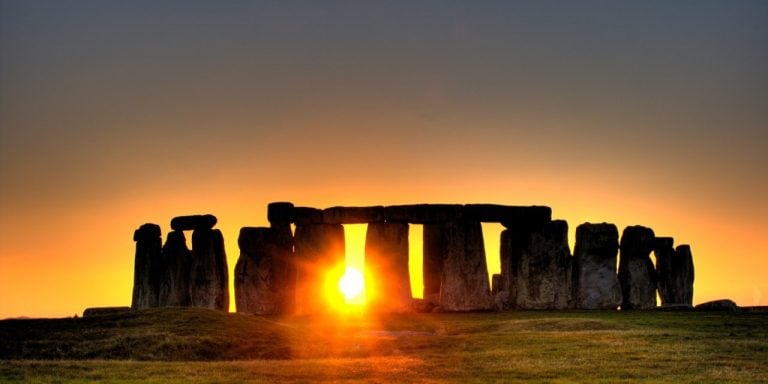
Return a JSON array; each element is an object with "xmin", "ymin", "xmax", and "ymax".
[
  {"xmin": 131, "ymin": 223, "xmax": 162, "ymax": 310},
  {"xmin": 133, "ymin": 203, "xmax": 693, "ymax": 315},
  {"xmin": 504, "ymin": 220, "xmax": 572, "ymax": 309},
  {"xmin": 171, "ymin": 214, "xmax": 217, "ymax": 231},
  {"xmin": 157, "ymin": 230, "xmax": 193, "ymax": 307},
  {"xmin": 618, "ymin": 225, "xmax": 657, "ymax": 310},
  {"xmin": 235, "ymin": 228, "xmax": 282, "ymax": 315},
  {"xmin": 572, "ymin": 223, "xmax": 622, "ymax": 310},
  {"xmin": 656, "ymin": 243, "xmax": 694, "ymax": 306},
  {"xmin": 267, "ymin": 202, "xmax": 297, "ymax": 315},
  {"xmin": 439, "ymin": 221, "xmax": 493, "ymax": 311},
  {"xmin": 365, "ymin": 222, "xmax": 411, "ymax": 312},
  {"xmin": 189, "ymin": 227, "xmax": 229, "ymax": 311}
]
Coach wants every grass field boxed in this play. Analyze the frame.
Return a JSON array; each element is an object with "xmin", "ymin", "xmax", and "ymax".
[{"xmin": 1, "ymin": 308, "xmax": 766, "ymax": 383}]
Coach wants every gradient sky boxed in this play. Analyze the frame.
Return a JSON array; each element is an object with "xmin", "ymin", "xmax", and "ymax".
[{"xmin": 1, "ymin": 1, "xmax": 766, "ymax": 318}]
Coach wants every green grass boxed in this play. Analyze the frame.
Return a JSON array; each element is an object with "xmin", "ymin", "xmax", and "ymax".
[{"xmin": 1, "ymin": 308, "xmax": 766, "ymax": 383}]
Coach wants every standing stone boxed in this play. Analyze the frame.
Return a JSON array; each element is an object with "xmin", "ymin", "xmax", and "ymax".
[
  {"xmin": 235, "ymin": 228, "xmax": 282, "ymax": 315},
  {"xmin": 422, "ymin": 223, "xmax": 446, "ymax": 308},
  {"xmin": 158, "ymin": 230, "xmax": 192, "ymax": 307},
  {"xmin": 293, "ymin": 223, "xmax": 345, "ymax": 315},
  {"xmin": 572, "ymin": 223, "xmax": 622, "ymax": 309},
  {"xmin": 189, "ymin": 229, "xmax": 229, "ymax": 311},
  {"xmin": 506, "ymin": 220, "xmax": 572, "ymax": 309},
  {"xmin": 440, "ymin": 221, "xmax": 493, "ymax": 311},
  {"xmin": 131, "ymin": 223, "xmax": 162, "ymax": 310},
  {"xmin": 365, "ymin": 222, "xmax": 411, "ymax": 312},
  {"xmin": 673, "ymin": 245, "xmax": 695, "ymax": 305},
  {"xmin": 268, "ymin": 202, "xmax": 296, "ymax": 315},
  {"xmin": 618, "ymin": 225, "xmax": 657, "ymax": 310},
  {"xmin": 654, "ymin": 237, "xmax": 676, "ymax": 306}
]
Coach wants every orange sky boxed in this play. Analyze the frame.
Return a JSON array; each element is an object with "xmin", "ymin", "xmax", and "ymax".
[{"xmin": 1, "ymin": 2, "xmax": 767, "ymax": 318}]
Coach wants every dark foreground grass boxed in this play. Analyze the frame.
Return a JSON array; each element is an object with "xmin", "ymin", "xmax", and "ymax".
[{"xmin": 1, "ymin": 308, "xmax": 766, "ymax": 383}]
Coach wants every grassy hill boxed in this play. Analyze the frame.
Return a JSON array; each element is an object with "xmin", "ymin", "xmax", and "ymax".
[{"xmin": 1, "ymin": 308, "xmax": 767, "ymax": 382}]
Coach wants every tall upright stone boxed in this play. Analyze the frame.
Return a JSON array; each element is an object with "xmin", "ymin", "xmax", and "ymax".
[
  {"xmin": 365, "ymin": 222, "xmax": 411, "ymax": 312},
  {"xmin": 158, "ymin": 230, "xmax": 192, "ymax": 307},
  {"xmin": 293, "ymin": 223, "xmax": 345, "ymax": 315},
  {"xmin": 131, "ymin": 223, "xmax": 162, "ymax": 310},
  {"xmin": 654, "ymin": 237, "xmax": 676, "ymax": 306},
  {"xmin": 440, "ymin": 221, "xmax": 493, "ymax": 311},
  {"xmin": 669, "ymin": 245, "xmax": 694, "ymax": 305},
  {"xmin": 268, "ymin": 202, "xmax": 296, "ymax": 314},
  {"xmin": 506, "ymin": 220, "xmax": 572, "ymax": 309},
  {"xmin": 422, "ymin": 223, "xmax": 446, "ymax": 308},
  {"xmin": 572, "ymin": 223, "xmax": 622, "ymax": 309},
  {"xmin": 618, "ymin": 225, "xmax": 656, "ymax": 310},
  {"xmin": 190, "ymin": 229, "xmax": 229, "ymax": 311},
  {"xmin": 234, "ymin": 228, "xmax": 284, "ymax": 315}
]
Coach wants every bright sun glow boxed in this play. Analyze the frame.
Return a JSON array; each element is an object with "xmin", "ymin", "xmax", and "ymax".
[{"xmin": 338, "ymin": 267, "xmax": 364, "ymax": 302}]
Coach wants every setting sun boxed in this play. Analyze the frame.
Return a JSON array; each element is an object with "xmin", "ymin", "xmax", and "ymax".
[{"xmin": 338, "ymin": 267, "xmax": 364, "ymax": 303}]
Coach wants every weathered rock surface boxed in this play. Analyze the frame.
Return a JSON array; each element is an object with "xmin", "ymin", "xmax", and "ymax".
[
  {"xmin": 170, "ymin": 214, "xmax": 217, "ymax": 231},
  {"xmin": 323, "ymin": 206, "xmax": 385, "ymax": 224},
  {"xmin": 384, "ymin": 204, "xmax": 464, "ymax": 224},
  {"xmin": 293, "ymin": 207, "xmax": 323, "ymax": 225},
  {"xmin": 189, "ymin": 229, "xmax": 229, "ymax": 311},
  {"xmin": 422, "ymin": 223, "xmax": 446, "ymax": 307},
  {"xmin": 234, "ymin": 227, "xmax": 284, "ymax": 315},
  {"xmin": 267, "ymin": 202, "xmax": 295, "ymax": 224},
  {"xmin": 491, "ymin": 274, "xmax": 502, "ymax": 295},
  {"xmin": 618, "ymin": 225, "xmax": 657, "ymax": 310},
  {"xmin": 293, "ymin": 223, "xmax": 345, "ymax": 315},
  {"xmin": 158, "ymin": 230, "xmax": 192, "ymax": 307},
  {"xmin": 440, "ymin": 221, "xmax": 493, "ymax": 311},
  {"xmin": 131, "ymin": 223, "xmax": 162, "ymax": 311},
  {"xmin": 365, "ymin": 222, "xmax": 411, "ymax": 312},
  {"xmin": 505, "ymin": 220, "xmax": 572, "ymax": 309},
  {"xmin": 696, "ymin": 299, "xmax": 738, "ymax": 312},
  {"xmin": 572, "ymin": 223, "xmax": 622, "ymax": 310}
]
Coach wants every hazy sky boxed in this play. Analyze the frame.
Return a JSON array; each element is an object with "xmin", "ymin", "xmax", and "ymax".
[{"xmin": 1, "ymin": 1, "xmax": 766, "ymax": 317}]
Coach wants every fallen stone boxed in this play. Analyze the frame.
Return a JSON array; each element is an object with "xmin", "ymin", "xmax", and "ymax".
[
  {"xmin": 189, "ymin": 229, "xmax": 229, "ymax": 311},
  {"xmin": 267, "ymin": 202, "xmax": 295, "ymax": 224},
  {"xmin": 440, "ymin": 221, "xmax": 493, "ymax": 311},
  {"xmin": 618, "ymin": 225, "xmax": 657, "ymax": 310},
  {"xmin": 293, "ymin": 223, "xmax": 345, "ymax": 315},
  {"xmin": 506, "ymin": 220, "xmax": 572, "ymax": 309},
  {"xmin": 293, "ymin": 207, "xmax": 323, "ymax": 225},
  {"xmin": 695, "ymin": 299, "xmax": 739, "ymax": 312},
  {"xmin": 572, "ymin": 223, "xmax": 622, "ymax": 310},
  {"xmin": 170, "ymin": 214, "xmax": 217, "ymax": 231},
  {"xmin": 323, "ymin": 206, "xmax": 385, "ymax": 224},
  {"xmin": 234, "ymin": 227, "xmax": 284, "ymax": 315},
  {"xmin": 158, "ymin": 230, "xmax": 193, "ymax": 307},
  {"xmin": 82, "ymin": 307, "xmax": 131, "ymax": 318},
  {"xmin": 384, "ymin": 204, "xmax": 464, "ymax": 224},
  {"xmin": 422, "ymin": 223, "xmax": 446, "ymax": 307},
  {"xmin": 365, "ymin": 222, "xmax": 411, "ymax": 312},
  {"xmin": 131, "ymin": 223, "xmax": 162, "ymax": 311}
]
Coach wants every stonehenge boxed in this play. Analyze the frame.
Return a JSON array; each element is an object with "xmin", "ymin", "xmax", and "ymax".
[{"xmin": 132, "ymin": 203, "xmax": 695, "ymax": 314}]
